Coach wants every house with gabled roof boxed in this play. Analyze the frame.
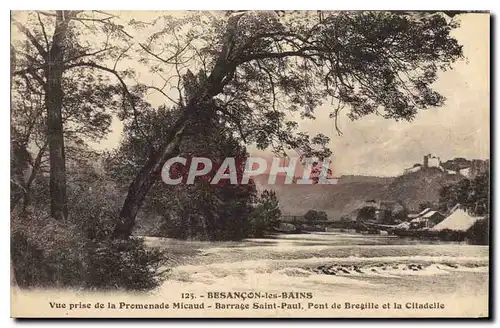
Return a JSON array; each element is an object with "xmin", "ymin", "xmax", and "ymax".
[
  {"xmin": 409, "ymin": 208, "xmax": 445, "ymax": 229},
  {"xmin": 430, "ymin": 206, "xmax": 483, "ymax": 232}
]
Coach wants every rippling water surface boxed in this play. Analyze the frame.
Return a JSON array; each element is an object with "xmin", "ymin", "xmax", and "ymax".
[
  {"xmin": 144, "ymin": 232, "xmax": 489, "ymax": 301},
  {"xmin": 11, "ymin": 232, "xmax": 489, "ymax": 318}
]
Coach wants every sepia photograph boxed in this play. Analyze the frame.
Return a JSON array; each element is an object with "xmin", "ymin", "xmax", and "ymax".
[{"xmin": 9, "ymin": 9, "xmax": 490, "ymax": 318}]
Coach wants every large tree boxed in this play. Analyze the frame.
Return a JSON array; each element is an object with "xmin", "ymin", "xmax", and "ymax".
[
  {"xmin": 112, "ymin": 11, "xmax": 463, "ymax": 238},
  {"xmin": 107, "ymin": 100, "xmax": 258, "ymax": 240},
  {"xmin": 11, "ymin": 10, "xmax": 135, "ymax": 219},
  {"xmin": 10, "ymin": 50, "xmax": 126, "ymax": 212}
]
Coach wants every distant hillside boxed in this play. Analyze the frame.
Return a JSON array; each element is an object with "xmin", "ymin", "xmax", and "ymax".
[
  {"xmin": 383, "ymin": 167, "xmax": 464, "ymax": 212},
  {"xmin": 254, "ymin": 168, "xmax": 465, "ymax": 219},
  {"xmin": 253, "ymin": 174, "xmax": 394, "ymax": 218},
  {"xmin": 337, "ymin": 175, "xmax": 394, "ymax": 184}
]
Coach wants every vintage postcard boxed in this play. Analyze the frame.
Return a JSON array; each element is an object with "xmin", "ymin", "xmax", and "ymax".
[{"xmin": 10, "ymin": 10, "xmax": 490, "ymax": 318}]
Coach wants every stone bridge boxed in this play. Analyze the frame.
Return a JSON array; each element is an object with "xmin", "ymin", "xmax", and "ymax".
[{"xmin": 277, "ymin": 215, "xmax": 379, "ymax": 232}]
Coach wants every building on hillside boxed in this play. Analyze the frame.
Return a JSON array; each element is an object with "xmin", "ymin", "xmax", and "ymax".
[
  {"xmin": 404, "ymin": 164, "xmax": 423, "ymax": 174},
  {"xmin": 403, "ymin": 154, "xmax": 489, "ymax": 178},
  {"xmin": 424, "ymin": 154, "xmax": 441, "ymax": 168},
  {"xmin": 404, "ymin": 154, "xmax": 442, "ymax": 174},
  {"xmin": 459, "ymin": 167, "xmax": 470, "ymax": 177},
  {"xmin": 440, "ymin": 158, "xmax": 489, "ymax": 178}
]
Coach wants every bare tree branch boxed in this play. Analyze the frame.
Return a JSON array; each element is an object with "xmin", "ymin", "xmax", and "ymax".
[
  {"xmin": 64, "ymin": 47, "xmax": 115, "ymax": 63},
  {"xmin": 12, "ymin": 19, "xmax": 48, "ymax": 59},
  {"xmin": 36, "ymin": 13, "xmax": 50, "ymax": 52},
  {"xmin": 145, "ymin": 85, "xmax": 181, "ymax": 107},
  {"xmin": 64, "ymin": 61, "xmax": 154, "ymax": 151},
  {"xmin": 139, "ymin": 41, "xmax": 192, "ymax": 65},
  {"xmin": 113, "ymin": 43, "xmax": 133, "ymax": 71}
]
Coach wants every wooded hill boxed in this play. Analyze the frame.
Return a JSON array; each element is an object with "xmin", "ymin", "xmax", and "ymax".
[{"xmin": 253, "ymin": 167, "xmax": 465, "ymax": 219}]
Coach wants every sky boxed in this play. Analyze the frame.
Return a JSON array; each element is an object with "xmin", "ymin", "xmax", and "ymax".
[{"xmin": 92, "ymin": 12, "xmax": 490, "ymax": 177}]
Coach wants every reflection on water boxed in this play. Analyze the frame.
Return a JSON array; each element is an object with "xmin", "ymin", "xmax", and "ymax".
[{"xmin": 144, "ymin": 232, "xmax": 489, "ymax": 299}]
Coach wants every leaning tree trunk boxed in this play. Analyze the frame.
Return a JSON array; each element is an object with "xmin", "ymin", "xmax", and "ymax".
[
  {"xmin": 113, "ymin": 119, "xmax": 187, "ymax": 239},
  {"xmin": 113, "ymin": 13, "xmax": 243, "ymax": 239},
  {"xmin": 45, "ymin": 11, "xmax": 71, "ymax": 221}
]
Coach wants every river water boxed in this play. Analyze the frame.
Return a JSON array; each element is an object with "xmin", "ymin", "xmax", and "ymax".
[
  {"xmin": 11, "ymin": 232, "xmax": 490, "ymax": 318},
  {"xmin": 143, "ymin": 232, "xmax": 489, "ymax": 317}
]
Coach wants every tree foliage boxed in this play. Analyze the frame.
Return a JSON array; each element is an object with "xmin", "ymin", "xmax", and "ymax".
[
  {"xmin": 11, "ymin": 10, "xmax": 468, "ymax": 259},
  {"xmin": 113, "ymin": 11, "xmax": 464, "ymax": 237},
  {"xmin": 304, "ymin": 209, "xmax": 328, "ymax": 222},
  {"xmin": 439, "ymin": 171, "xmax": 490, "ymax": 216},
  {"xmin": 249, "ymin": 190, "xmax": 281, "ymax": 237},
  {"xmin": 467, "ymin": 218, "xmax": 489, "ymax": 245},
  {"xmin": 106, "ymin": 101, "xmax": 259, "ymax": 241},
  {"xmin": 11, "ymin": 10, "xmax": 136, "ymax": 219},
  {"xmin": 357, "ymin": 206, "xmax": 376, "ymax": 221},
  {"xmin": 10, "ymin": 10, "xmax": 166, "ymax": 290},
  {"xmin": 138, "ymin": 11, "xmax": 463, "ymax": 151}
]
